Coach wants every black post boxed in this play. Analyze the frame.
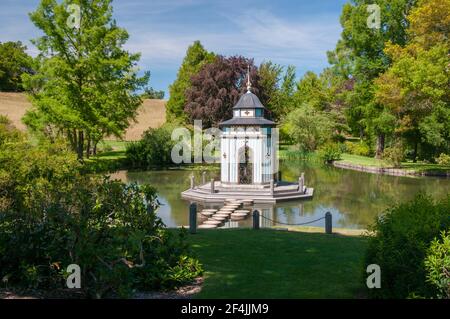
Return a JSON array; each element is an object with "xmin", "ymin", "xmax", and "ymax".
[
  {"xmin": 253, "ymin": 210, "xmax": 260, "ymax": 230},
  {"xmin": 189, "ymin": 203, "xmax": 197, "ymax": 234},
  {"xmin": 325, "ymin": 212, "xmax": 332, "ymax": 234}
]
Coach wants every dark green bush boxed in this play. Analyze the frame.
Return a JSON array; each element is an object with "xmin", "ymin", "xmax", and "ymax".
[
  {"xmin": 365, "ymin": 194, "xmax": 450, "ymax": 298},
  {"xmin": 0, "ymin": 120, "xmax": 202, "ymax": 298},
  {"xmin": 125, "ymin": 123, "xmax": 179, "ymax": 168}
]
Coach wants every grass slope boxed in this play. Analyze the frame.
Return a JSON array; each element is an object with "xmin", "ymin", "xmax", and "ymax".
[
  {"xmin": 187, "ymin": 229, "xmax": 367, "ymax": 299},
  {"xmin": 0, "ymin": 93, "xmax": 166, "ymax": 141}
]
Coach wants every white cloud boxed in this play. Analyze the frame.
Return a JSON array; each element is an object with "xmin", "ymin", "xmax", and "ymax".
[{"xmin": 126, "ymin": 9, "xmax": 342, "ymax": 72}]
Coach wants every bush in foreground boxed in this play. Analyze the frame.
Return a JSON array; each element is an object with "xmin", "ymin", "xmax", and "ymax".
[
  {"xmin": 365, "ymin": 194, "xmax": 450, "ymax": 298},
  {"xmin": 0, "ymin": 119, "xmax": 202, "ymax": 298},
  {"xmin": 424, "ymin": 231, "xmax": 450, "ymax": 299}
]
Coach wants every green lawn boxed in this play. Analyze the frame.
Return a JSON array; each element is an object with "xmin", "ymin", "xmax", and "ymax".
[
  {"xmin": 339, "ymin": 153, "xmax": 387, "ymax": 167},
  {"xmin": 337, "ymin": 153, "xmax": 450, "ymax": 173},
  {"xmin": 186, "ymin": 229, "xmax": 367, "ymax": 299}
]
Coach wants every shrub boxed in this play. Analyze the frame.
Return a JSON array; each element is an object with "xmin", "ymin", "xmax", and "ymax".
[
  {"xmin": 365, "ymin": 194, "xmax": 450, "ymax": 298},
  {"xmin": 318, "ymin": 142, "xmax": 343, "ymax": 163},
  {"xmin": 435, "ymin": 153, "xmax": 450, "ymax": 165},
  {"xmin": 125, "ymin": 123, "xmax": 178, "ymax": 168},
  {"xmin": 424, "ymin": 231, "xmax": 450, "ymax": 299},
  {"xmin": 383, "ymin": 144, "xmax": 405, "ymax": 167},
  {"xmin": 344, "ymin": 141, "xmax": 371, "ymax": 156},
  {"xmin": 0, "ymin": 125, "xmax": 202, "ymax": 298}
]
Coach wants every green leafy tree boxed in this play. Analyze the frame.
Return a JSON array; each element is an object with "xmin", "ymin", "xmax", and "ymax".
[
  {"xmin": 333, "ymin": 0, "xmax": 417, "ymax": 158},
  {"xmin": 282, "ymin": 103, "xmax": 339, "ymax": 152},
  {"xmin": 0, "ymin": 41, "xmax": 34, "ymax": 92},
  {"xmin": 166, "ymin": 41, "xmax": 215, "ymax": 122},
  {"xmin": 22, "ymin": 0, "xmax": 149, "ymax": 159},
  {"xmin": 258, "ymin": 61, "xmax": 283, "ymax": 119},
  {"xmin": 375, "ymin": 0, "xmax": 450, "ymax": 161},
  {"xmin": 258, "ymin": 62, "xmax": 298, "ymax": 122}
]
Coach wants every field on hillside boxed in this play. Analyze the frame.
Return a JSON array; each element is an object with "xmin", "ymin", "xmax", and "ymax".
[{"xmin": 0, "ymin": 92, "xmax": 166, "ymax": 141}]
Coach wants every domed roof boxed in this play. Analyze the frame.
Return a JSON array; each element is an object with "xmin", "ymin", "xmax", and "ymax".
[{"xmin": 233, "ymin": 91, "xmax": 266, "ymax": 109}]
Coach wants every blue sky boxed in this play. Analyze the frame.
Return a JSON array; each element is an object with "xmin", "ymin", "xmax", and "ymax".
[{"xmin": 0, "ymin": 0, "xmax": 348, "ymax": 95}]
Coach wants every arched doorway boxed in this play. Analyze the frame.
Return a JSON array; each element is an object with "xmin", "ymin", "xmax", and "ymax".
[{"xmin": 238, "ymin": 145, "xmax": 253, "ymax": 184}]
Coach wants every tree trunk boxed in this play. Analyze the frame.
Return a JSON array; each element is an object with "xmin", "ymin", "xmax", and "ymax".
[
  {"xmin": 77, "ymin": 130, "xmax": 84, "ymax": 160},
  {"xmin": 413, "ymin": 140, "xmax": 418, "ymax": 163},
  {"xmin": 73, "ymin": 129, "xmax": 78, "ymax": 154},
  {"xmin": 93, "ymin": 142, "xmax": 98, "ymax": 156},
  {"xmin": 375, "ymin": 133, "xmax": 385, "ymax": 159},
  {"xmin": 86, "ymin": 134, "xmax": 91, "ymax": 159}
]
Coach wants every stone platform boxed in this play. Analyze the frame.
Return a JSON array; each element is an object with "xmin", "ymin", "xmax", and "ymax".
[{"xmin": 181, "ymin": 181, "xmax": 314, "ymax": 204}]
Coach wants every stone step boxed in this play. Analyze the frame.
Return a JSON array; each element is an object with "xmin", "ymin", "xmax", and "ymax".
[
  {"xmin": 200, "ymin": 211, "xmax": 215, "ymax": 217},
  {"xmin": 203, "ymin": 220, "xmax": 223, "ymax": 226},
  {"xmin": 198, "ymin": 224, "xmax": 217, "ymax": 229}
]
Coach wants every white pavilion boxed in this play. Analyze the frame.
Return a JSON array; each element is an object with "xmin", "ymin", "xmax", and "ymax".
[
  {"xmin": 219, "ymin": 74, "xmax": 277, "ymax": 187},
  {"xmin": 181, "ymin": 71, "xmax": 313, "ymax": 204}
]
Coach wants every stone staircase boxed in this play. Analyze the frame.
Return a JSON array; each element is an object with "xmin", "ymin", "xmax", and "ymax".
[{"xmin": 197, "ymin": 199, "xmax": 254, "ymax": 229}]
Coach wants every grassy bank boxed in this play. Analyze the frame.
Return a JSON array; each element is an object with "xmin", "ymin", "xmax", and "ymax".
[
  {"xmin": 336, "ymin": 153, "xmax": 450, "ymax": 175},
  {"xmin": 186, "ymin": 229, "xmax": 367, "ymax": 298}
]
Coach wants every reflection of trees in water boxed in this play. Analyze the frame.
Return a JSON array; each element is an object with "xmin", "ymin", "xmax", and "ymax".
[
  {"xmin": 280, "ymin": 160, "xmax": 450, "ymax": 229},
  {"xmin": 121, "ymin": 160, "xmax": 450, "ymax": 229},
  {"xmin": 125, "ymin": 169, "xmax": 220, "ymax": 226}
]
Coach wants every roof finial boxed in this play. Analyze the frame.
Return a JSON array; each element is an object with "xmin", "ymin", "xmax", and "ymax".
[{"xmin": 246, "ymin": 65, "xmax": 252, "ymax": 93}]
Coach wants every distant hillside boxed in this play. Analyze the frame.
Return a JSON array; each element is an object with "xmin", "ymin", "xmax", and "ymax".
[{"xmin": 0, "ymin": 92, "xmax": 166, "ymax": 141}]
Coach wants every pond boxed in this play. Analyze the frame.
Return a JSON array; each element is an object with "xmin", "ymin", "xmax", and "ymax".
[{"xmin": 111, "ymin": 159, "xmax": 450, "ymax": 230}]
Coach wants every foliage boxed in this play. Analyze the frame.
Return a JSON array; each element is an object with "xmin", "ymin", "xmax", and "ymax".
[
  {"xmin": 283, "ymin": 103, "xmax": 341, "ymax": 152},
  {"xmin": 383, "ymin": 143, "xmax": 405, "ymax": 167},
  {"xmin": 318, "ymin": 142, "xmax": 343, "ymax": 163},
  {"xmin": 142, "ymin": 87, "xmax": 165, "ymax": 99},
  {"xmin": 0, "ymin": 120, "xmax": 202, "ymax": 297},
  {"xmin": 22, "ymin": 0, "xmax": 149, "ymax": 159},
  {"xmin": 166, "ymin": 41, "xmax": 215, "ymax": 122},
  {"xmin": 258, "ymin": 62, "xmax": 298, "ymax": 121},
  {"xmin": 424, "ymin": 231, "xmax": 450, "ymax": 299},
  {"xmin": 435, "ymin": 153, "xmax": 450, "ymax": 166},
  {"xmin": 125, "ymin": 123, "xmax": 178, "ymax": 168},
  {"xmin": 344, "ymin": 140, "xmax": 372, "ymax": 156},
  {"xmin": 258, "ymin": 61, "xmax": 283, "ymax": 120},
  {"xmin": 141, "ymin": 72, "xmax": 165, "ymax": 99},
  {"xmin": 374, "ymin": 0, "xmax": 450, "ymax": 161},
  {"xmin": 330, "ymin": 0, "xmax": 417, "ymax": 157},
  {"xmin": 365, "ymin": 194, "xmax": 450, "ymax": 298},
  {"xmin": 185, "ymin": 55, "xmax": 265, "ymax": 127},
  {"xmin": 0, "ymin": 41, "xmax": 34, "ymax": 92}
]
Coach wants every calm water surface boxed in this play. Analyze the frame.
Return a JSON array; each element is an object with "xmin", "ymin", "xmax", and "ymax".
[{"xmin": 111, "ymin": 160, "xmax": 450, "ymax": 229}]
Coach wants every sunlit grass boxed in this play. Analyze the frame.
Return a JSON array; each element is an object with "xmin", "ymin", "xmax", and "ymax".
[{"xmin": 185, "ymin": 228, "xmax": 367, "ymax": 298}]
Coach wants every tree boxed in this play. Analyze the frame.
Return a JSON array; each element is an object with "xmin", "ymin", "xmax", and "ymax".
[
  {"xmin": 258, "ymin": 61, "xmax": 283, "ymax": 119},
  {"xmin": 184, "ymin": 55, "xmax": 264, "ymax": 127},
  {"xmin": 141, "ymin": 71, "xmax": 165, "ymax": 99},
  {"xmin": 282, "ymin": 103, "xmax": 340, "ymax": 152},
  {"xmin": 22, "ymin": 0, "xmax": 148, "ymax": 160},
  {"xmin": 333, "ymin": 0, "xmax": 417, "ymax": 158},
  {"xmin": 375, "ymin": 0, "xmax": 450, "ymax": 161},
  {"xmin": 258, "ymin": 62, "xmax": 299, "ymax": 122},
  {"xmin": 166, "ymin": 41, "xmax": 215, "ymax": 122},
  {"xmin": 0, "ymin": 41, "xmax": 34, "ymax": 92},
  {"xmin": 142, "ymin": 87, "xmax": 165, "ymax": 99}
]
